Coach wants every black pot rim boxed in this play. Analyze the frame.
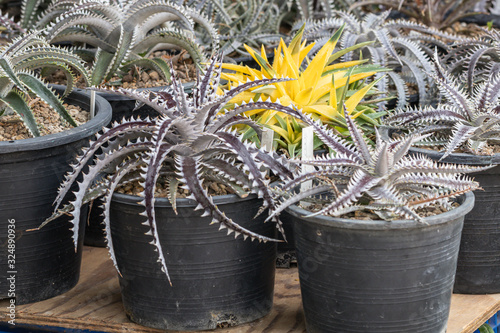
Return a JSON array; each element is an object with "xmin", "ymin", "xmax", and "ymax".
[
  {"xmin": 379, "ymin": 126, "xmax": 500, "ymax": 164},
  {"xmin": 94, "ymin": 81, "xmax": 195, "ymax": 101},
  {"xmin": 409, "ymin": 145, "xmax": 500, "ymax": 164},
  {"xmin": 284, "ymin": 192, "xmax": 474, "ymax": 230},
  {"xmin": 0, "ymin": 85, "xmax": 112, "ymax": 153},
  {"xmin": 112, "ymin": 190, "xmax": 259, "ymax": 208}
]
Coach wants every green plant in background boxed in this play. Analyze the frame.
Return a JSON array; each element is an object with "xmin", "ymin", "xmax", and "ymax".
[
  {"xmin": 43, "ymin": 0, "xmax": 219, "ymax": 86},
  {"xmin": 42, "ymin": 56, "xmax": 301, "ymax": 282},
  {"xmin": 268, "ymin": 106, "xmax": 484, "ymax": 221},
  {"xmin": 479, "ymin": 324, "xmax": 495, "ymax": 333},
  {"xmin": 292, "ymin": 10, "xmax": 466, "ymax": 109},
  {"xmin": 350, "ymin": 0, "xmax": 488, "ymax": 31},
  {"xmin": 384, "ymin": 54, "xmax": 500, "ymax": 159},
  {"xmin": 219, "ymin": 24, "xmax": 386, "ymax": 157},
  {"xmin": 0, "ymin": 31, "xmax": 88, "ymax": 136}
]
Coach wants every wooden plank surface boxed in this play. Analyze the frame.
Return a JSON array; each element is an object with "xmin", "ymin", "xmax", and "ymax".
[
  {"xmin": 0, "ymin": 247, "xmax": 305, "ymax": 333},
  {"xmin": 0, "ymin": 246, "xmax": 499, "ymax": 333},
  {"xmin": 448, "ymin": 294, "xmax": 500, "ymax": 333}
]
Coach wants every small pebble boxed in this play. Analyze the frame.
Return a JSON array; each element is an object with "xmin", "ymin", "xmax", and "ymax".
[
  {"xmin": 122, "ymin": 74, "xmax": 134, "ymax": 83},
  {"xmin": 149, "ymin": 71, "xmax": 160, "ymax": 81},
  {"xmin": 0, "ymin": 98, "xmax": 88, "ymax": 141},
  {"xmin": 210, "ymin": 183, "xmax": 220, "ymax": 192}
]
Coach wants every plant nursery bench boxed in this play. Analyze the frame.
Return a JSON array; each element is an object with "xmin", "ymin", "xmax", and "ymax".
[{"xmin": 0, "ymin": 246, "xmax": 499, "ymax": 333}]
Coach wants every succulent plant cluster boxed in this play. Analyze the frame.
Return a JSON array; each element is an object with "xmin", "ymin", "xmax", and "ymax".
[
  {"xmin": 293, "ymin": 0, "xmax": 336, "ymax": 20},
  {"xmin": 270, "ymin": 107, "xmax": 485, "ymax": 221},
  {"xmin": 43, "ymin": 0, "xmax": 218, "ymax": 85},
  {"xmin": 2, "ymin": 0, "xmax": 488, "ymax": 292},
  {"xmin": 446, "ymin": 27, "xmax": 500, "ymax": 93},
  {"xmin": 0, "ymin": 30, "xmax": 88, "ymax": 136},
  {"xmin": 44, "ymin": 57, "xmax": 302, "ymax": 282},
  {"xmin": 219, "ymin": 24, "xmax": 386, "ymax": 157},
  {"xmin": 385, "ymin": 54, "xmax": 500, "ymax": 158},
  {"xmin": 0, "ymin": 11, "xmax": 22, "ymax": 38},
  {"xmin": 350, "ymin": 0, "xmax": 486, "ymax": 31},
  {"xmin": 291, "ymin": 10, "xmax": 469, "ymax": 109},
  {"xmin": 186, "ymin": 0, "xmax": 289, "ymax": 57}
]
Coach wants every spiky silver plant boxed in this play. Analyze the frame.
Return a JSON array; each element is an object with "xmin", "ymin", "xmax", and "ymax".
[
  {"xmin": 182, "ymin": 0, "xmax": 288, "ymax": 57},
  {"xmin": 268, "ymin": 106, "xmax": 485, "ymax": 222},
  {"xmin": 0, "ymin": 11, "xmax": 23, "ymax": 39},
  {"xmin": 19, "ymin": 0, "xmax": 51, "ymax": 30},
  {"xmin": 384, "ymin": 53, "xmax": 500, "ymax": 159},
  {"xmin": 292, "ymin": 10, "xmax": 466, "ymax": 108},
  {"xmin": 0, "ymin": 0, "xmax": 84, "ymax": 41},
  {"xmin": 0, "ymin": 0, "xmax": 50, "ymax": 33},
  {"xmin": 43, "ymin": 0, "xmax": 219, "ymax": 85},
  {"xmin": 293, "ymin": 0, "xmax": 352, "ymax": 20},
  {"xmin": 42, "ymin": 56, "xmax": 300, "ymax": 282},
  {"xmin": 25, "ymin": 0, "xmax": 87, "ymax": 29},
  {"xmin": 446, "ymin": 28, "xmax": 500, "ymax": 93},
  {"xmin": 0, "ymin": 30, "xmax": 88, "ymax": 136},
  {"xmin": 350, "ymin": 0, "xmax": 486, "ymax": 31}
]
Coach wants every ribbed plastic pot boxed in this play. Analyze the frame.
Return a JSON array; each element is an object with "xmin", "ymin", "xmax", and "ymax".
[
  {"xmin": 277, "ymin": 149, "xmax": 328, "ymax": 268},
  {"xmin": 386, "ymin": 93, "xmax": 420, "ymax": 109},
  {"xmin": 409, "ymin": 146, "xmax": 500, "ymax": 294},
  {"xmin": 288, "ymin": 192, "xmax": 474, "ymax": 333},
  {"xmin": 84, "ymin": 82, "xmax": 195, "ymax": 247},
  {"xmin": 96, "ymin": 82, "xmax": 195, "ymax": 122},
  {"xmin": 109, "ymin": 192, "xmax": 277, "ymax": 331},
  {"xmin": 276, "ymin": 209, "xmax": 297, "ymax": 268},
  {"xmin": 0, "ymin": 86, "xmax": 112, "ymax": 304},
  {"xmin": 230, "ymin": 53, "xmax": 274, "ymax": 69},
  {"xmin": 460, "ymin": 14, "xmax": 500, "ymax": 28}
]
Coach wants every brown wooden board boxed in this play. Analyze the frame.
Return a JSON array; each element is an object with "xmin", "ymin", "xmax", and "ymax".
[{"xmin": 0, "ymin": 246, "xmax": 499, "ymax": 333}]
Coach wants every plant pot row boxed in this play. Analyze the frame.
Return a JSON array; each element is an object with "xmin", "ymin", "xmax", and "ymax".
[
  {"xmin": 104, "ymin": 188, "xmax": 475, "ymax": 333},
  {"xmin": 0, "ymin": 85, "xmax": 276, "ymax": 331},
  {"xmin": 378, "ymin": 128, "xmax": 500, "ymax": 295},
  {"xmin": 0, "ymin": 86, "xmax": 112, "ymax": 304},
  {"xmin": 409, "ymin": 147, "xmax": 500, "ymax": 294},
  {"xmin": 1, "ymin": 87, "xmax": 498, "ymax": 333}
]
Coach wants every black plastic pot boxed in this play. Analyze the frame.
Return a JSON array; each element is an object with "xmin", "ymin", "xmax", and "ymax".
[
  {"xmin": 386, "ymin": 93, "xmax": 420, "ymax": 110},
  {"xmin": 83, "ymin": 82, "xmax": 195, "ymax": 247},
  {"xmin": 0, "ymin": 86, "xmax": 112, "ymax": 304},
  {"xmin": 84, "ymin": 199, "xmax": 108, "ymax": 247},
  {"xmin": 277, "ymin": 149, "xmax": 329, "ymax": 268},
  {"xmin": 460, "ymin": 14, "xmax": 500, "ymax": 28},
  {"xmin": 96, "ymin": 82, "xmax": 195, "ymax": 122},
  {"xmin": 109, "ymin": 192, "xmax": 277, "ymax": 331},
  {"xmin": 276, "ymin": 209, "xmax": 297, "ymax": 268},
  {"xmin": 409, "ymin": 146, "xmax": 500, "ymax": 294},
  {"xmin": 288, "ymin": 192, "xmax": 473, "ymax": 333},
  {"xmin": 229, "ymin": 53, "xmax": 274, "ymax": 69}
]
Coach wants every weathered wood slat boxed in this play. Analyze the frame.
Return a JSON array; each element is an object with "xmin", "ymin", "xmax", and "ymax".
[
  {"xmin": 448, "ymin": 294, "xmax": 500, "ymax": 333},
  {"xmin": 0, "ymin": 247, "xmax": 305, "ymax": 332},
  {"xmin": 0, "ymin": 246, "xmax": 499, "ymax": 333}
]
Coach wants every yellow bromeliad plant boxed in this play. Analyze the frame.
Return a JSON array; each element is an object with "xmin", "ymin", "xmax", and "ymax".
[{"xmin": 219, "ymin": 24, "xmax": 388, "ymax": 157}]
